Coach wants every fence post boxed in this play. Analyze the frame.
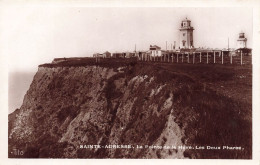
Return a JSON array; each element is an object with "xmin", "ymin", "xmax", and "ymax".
[
  {"xmin": 230, "ymin": 53, "xmax": 232, "ymax": 64},
  {"xmin": 241, "ymin": 51, "xmax": 243, "ymax": 65},
  {"xmin": 182, "ymin": 53, "xmax": 184, "ymax": 63},
  {"xmin": 214, "ymin": 51, "xmax": 216, "ymax": 63},
  {"xmin": 192, "ymin": 52, "xmax": 195, "ymax": 64},
  {"xmin": 187, "ymin": 53, "xmax": 189, "ymax": 63},
  {"xmin": 177, "ymin": 53, "xmax": 179, "ymax": 63},
  {"xmin": 222, "ymin": 51, "xmax": 223, "ymax": 64},
  {"xmin": 207, "ymin": 52, "xmax": 208, "ymax": 64}
]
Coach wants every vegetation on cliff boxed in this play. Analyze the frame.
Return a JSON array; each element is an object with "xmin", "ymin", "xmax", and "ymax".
[{"xmin": 8, "ymin": 61, "xmax": 251, "ymax": 159}]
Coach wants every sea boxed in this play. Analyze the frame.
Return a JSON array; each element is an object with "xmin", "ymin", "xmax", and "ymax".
[{"xmin": 8, "ymin": 71, "xmax": 35, "ymax": 114}]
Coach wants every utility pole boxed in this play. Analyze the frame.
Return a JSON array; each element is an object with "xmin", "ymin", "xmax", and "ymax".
[
  {"xmin": 135, "ymin": 44, "xmax": 137, "ymax": 60},
  {"xmin": 228, "ymin": 38, "xmax": 229, "ymax": 51},
  {"xmin": 228, "ymin": 37, "xmax": 230, "ymax": 56}
]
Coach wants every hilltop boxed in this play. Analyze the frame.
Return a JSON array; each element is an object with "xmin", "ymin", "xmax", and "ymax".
[{"xmin": 8, "ymin": 59, "xmax": 252, "ymax": 158}]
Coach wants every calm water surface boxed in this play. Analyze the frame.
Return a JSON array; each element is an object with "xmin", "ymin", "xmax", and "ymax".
[{"xmin": 9, "ymin": 72, "xmax": 35, "ymax": 114}]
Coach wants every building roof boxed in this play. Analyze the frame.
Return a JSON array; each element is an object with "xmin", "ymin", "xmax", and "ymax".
[
  {"xmin": 182, "ymin": 17, "xmax": 191, "ymax": 22},
  {"xmin": 150, "ymin": 45, "xmax": 161, "ymax": 49},
  {"xmin": 103, "ymin": 51, "xmax": 111, "ymax": 54}
]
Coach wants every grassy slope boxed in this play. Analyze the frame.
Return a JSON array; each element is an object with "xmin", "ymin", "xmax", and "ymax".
[
  {"xmin": 135, "ymin": 62, "xmax": 252, "ymax": 159},
  {"xmin": 11, "ymin": 58, "xmax": 251, "ymax": 159}
]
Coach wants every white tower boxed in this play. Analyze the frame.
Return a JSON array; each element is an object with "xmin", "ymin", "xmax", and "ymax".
[
  {"xmin": 179, "ymin": 17, "xmax": 194, "ymax": 49},
  {"xmin": 237, "ymin": 32, "xmax": 247, "ymax": 49}
]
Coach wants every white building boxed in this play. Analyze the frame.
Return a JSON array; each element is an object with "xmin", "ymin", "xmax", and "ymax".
[
  {"xmin": 179, "ymin": 17, "xmax": 194, "ymax": 49},
  {"xmin": 102, "ymin": 51, "xmax": 111, "ymax": 58},
  {"xmin": 237, "ymin": 32, "xmax": 247, "ymax": 49},
  {"xmin": 149, "ymin": 45, "xmax": 162, "ymax": 57}
]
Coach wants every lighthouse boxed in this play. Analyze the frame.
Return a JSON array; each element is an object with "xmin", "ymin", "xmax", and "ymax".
[
  {"xmin": 179, "ymin": 17, "xmax": 194, "ymax": 49},
  {"xmin": 237, "ymin": 32, "xmax": 247, "ymax": 49},
  {"xmin": 236, "ymin": 32, "xmax": 251, "ymax": 56}
]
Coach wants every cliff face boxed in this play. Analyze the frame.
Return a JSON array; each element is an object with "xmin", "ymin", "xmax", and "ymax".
[{"xmin": 8, "ymin": 62, "xmax": 252, "ymax": 159}]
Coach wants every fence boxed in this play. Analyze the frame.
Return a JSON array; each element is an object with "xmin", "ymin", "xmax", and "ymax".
[{"xmin": 137, "ymin": 52, "xmax": 252, "ymax": 65}]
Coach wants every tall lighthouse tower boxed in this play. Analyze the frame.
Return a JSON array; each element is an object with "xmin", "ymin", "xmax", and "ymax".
[{"xmin": 179, "ymin": 17, "xmax": 194, "ymax": 49}]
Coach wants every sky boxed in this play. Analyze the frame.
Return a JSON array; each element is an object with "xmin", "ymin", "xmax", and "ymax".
[{"xmin": 0, "ymin": 7, "xmax": 253, "ymax": 72}]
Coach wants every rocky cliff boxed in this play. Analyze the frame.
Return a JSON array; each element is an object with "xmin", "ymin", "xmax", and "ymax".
[{"xmin": 8, "ymin": 60, "xmax": 252, "ymax": 159}]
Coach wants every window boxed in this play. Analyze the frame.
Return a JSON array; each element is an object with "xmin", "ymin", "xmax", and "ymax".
[
  {"xmin": 182, "ymin": 40, "xmax": 186, "ymax": 46},
  {"xmin": 183, "ymin": 33, "xmax": 185, "ymax": 36}
]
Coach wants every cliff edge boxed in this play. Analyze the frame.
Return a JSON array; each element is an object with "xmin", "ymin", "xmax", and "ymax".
[{"xmin": 8, "ymin": 60, "xmax": 252, "ymax": 158}]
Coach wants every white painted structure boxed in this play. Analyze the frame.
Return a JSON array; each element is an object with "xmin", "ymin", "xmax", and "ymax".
[
  {"xmin": 179, "ymin": 18, "xmax": 194, "ymax": 49},
  {"xmin": 237, "ymin": 32, "xmax": 247, "ymax": 49},
  {"xmin": 150, "ymin": 45, "xmax": 162, "ymax": 60}
]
